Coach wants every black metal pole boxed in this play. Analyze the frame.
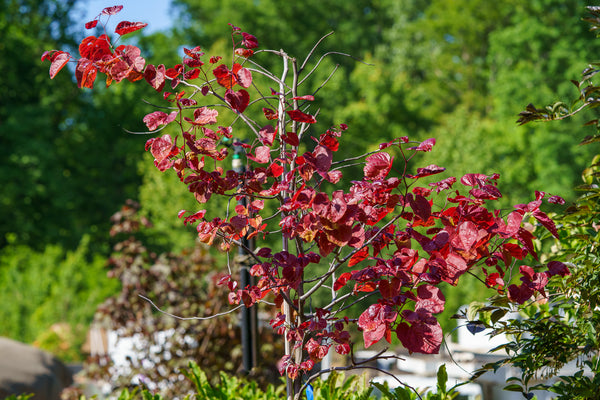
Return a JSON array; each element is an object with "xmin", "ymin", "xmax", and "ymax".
[{"xmin": 232, "ymin": 142, "xmax": 257, "ymax": 374}]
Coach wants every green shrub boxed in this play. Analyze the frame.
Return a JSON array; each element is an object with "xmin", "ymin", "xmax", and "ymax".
[{"xmin": 0, "ymin": 235, "xmax": 119, "ymax": 361}]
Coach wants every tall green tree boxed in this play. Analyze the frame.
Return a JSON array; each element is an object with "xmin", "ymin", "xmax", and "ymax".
[{"xmin": 0, "ymin": 0, "xmax": 169, "ymax": 250}]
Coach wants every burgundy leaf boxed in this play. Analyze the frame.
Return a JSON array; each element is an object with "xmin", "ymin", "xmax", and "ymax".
[
  {"xmin": 548, "ymin": 195, "xmax": 565, "ymax": 204},
  {"xmin": 429, "ymin": 176, "xmax": 457, "ymax": 193},
  {"xmin": 287, "ymin": 110, "xmax": 317, "ymax": 124},
  {"xmin": 460, "ymin": 173, "xmax": 488, "ymax": 187},
  {"xmin": 358, "ymin": 303, "xmax": 397, "ymax": 348},
  {"xmin": 507, "ymin": 283, "xmax": 534, "ymax": 304},
  {"xmin": 241, "ymin": 32, "xmax": 259, "ymax": 49},
  {"xmin": 407, "ymin": 164, "xmax": 445, "ymax": 179},
  {"xmin": 85, "ymin": 20, "xmax": 98, "ymax": 29},
  {"xmin": 143, "ymin": 110, "xmax": 178, "ymax": 131},
  {"xmin": 263, "ymin": 107, "xmax": 278, "ymax": 120},
  {"xmin": 282, "ymin": 131, "xmax": 299, "ymax": 146},
  {"xmin": 408, "ymin": 138, "xmax": 436, "ymax": 152},
  {"xmin": 259, "ymin": 125, "xmax": 276, "ymax": 146},
  {"xmin": 533, "ymin": 210, "xmax": 559, "ymax": 238},
  {"xmin": 407, "ymin": 193, "xmax": 431, "ymax": 222},
  {"xmin": 48, "ymin": 51, "xmax": 70, "ymax": 79},
  {"xmin": 191, "ymin": 107, "xmax": 218, "ymax": 125},
  {"xmin": 348, "ymin": 247, "xmax": 369, "ymax": 267},
  {"xmin": 396, "ymin": 316, "xmax": 442, "ymax": 354},
  {"xmin": 247, "ymin": 145, "xmax": 271, "ymax": 164},
  {"xmin": 364, "ymin": 152, "xmax": 393, "ymax": 180},
  {"xmin": 115, "ymin": 21, "xmax": 148, "ymax": 36},
  {"xmin": 144, "ymin": 64, "xmax": 166, "ymax": 92},
  {"xmin": 225, "ymin": 89, "xmax": 249, "ymax": 113},
  {"xmin": 470, "ymin": 184, "xmax": 502, "ymax": 200},
  {"xmin": 547, "ymin": 261, "xmax": 570, "ymax": 277},
  {"xmin": 236, "ymin": 67, "xmax": 252, "ymax": 88},
  {"xmin": 101, "ymin": 5, "xmax": 123, "ymax": 15},
  {"xmin": 415, "ymin": 284, "xmax": 445, "ymax": 314}
]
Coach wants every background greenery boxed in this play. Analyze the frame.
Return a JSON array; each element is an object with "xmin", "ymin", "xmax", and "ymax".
[{"xmin": 2, "ymin": 0, "xmax": 598, "ymax": 364}]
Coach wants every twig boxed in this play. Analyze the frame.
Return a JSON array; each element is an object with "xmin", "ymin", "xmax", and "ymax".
[{"xmin": 138, "ymin": 294, "xmax": 243, "ymax": 320}]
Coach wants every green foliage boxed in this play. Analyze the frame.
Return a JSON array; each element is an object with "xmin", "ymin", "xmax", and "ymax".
[
  {"xmin": 467, "ymin": 7, "xmax": 600, "ymax": 397},
  {"xmin": 372, "ymin": 365, "xmax": 461, "ymax": 400},
  {"xmin": 0, "ymin": 235, "xmax": 119, "ymax": 361},
  {"xmin": 307, "ymin": 371, "xmax": 373, "ymax": 400},
  {"xmin": 2, "ymin": 395, "xmax": 34, "ymax": 400}
]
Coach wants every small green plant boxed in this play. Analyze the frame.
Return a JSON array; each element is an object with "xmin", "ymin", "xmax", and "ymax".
[{"xmin": 371, "ymin": 365, "xmax": 461, "ymax": 400}]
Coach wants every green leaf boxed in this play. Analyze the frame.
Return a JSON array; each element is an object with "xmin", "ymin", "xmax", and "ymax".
[
  {"xmin": 503, "ymin": 384, "xmax": 525, "ymax": 392},
  {"xmin": 436, "ymin": 364, "xmax": 448, "ymax": 395}
]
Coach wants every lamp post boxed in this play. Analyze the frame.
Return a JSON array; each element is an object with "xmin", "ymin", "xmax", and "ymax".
[{"xmin": 232, "ymin": 141, "xmax": 258, "ymax": 374}]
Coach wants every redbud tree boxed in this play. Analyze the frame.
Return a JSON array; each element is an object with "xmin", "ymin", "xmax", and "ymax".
[{"xmin": 42, "ymin": 6, "xmax": 570, "ymax": 399}]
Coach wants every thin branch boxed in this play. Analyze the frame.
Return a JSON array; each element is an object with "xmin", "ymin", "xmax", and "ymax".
[
  {"xmin": 299, "ymin": 31, "xmax": 335, "ymax": 73},
  {"xmin": 138, "ymin": 294, "xmax": 243, "ymax": 320},
  {"xmin": 299, "ymin": 51, "xmax": 373, "ymax": 86}
]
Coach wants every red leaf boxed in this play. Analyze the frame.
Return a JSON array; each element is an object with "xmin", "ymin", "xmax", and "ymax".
[
  {"xmin": 364, "ymin": 152, "xmax": 393, "ymax": 180},
  {"xmin": 225, "ymin": 89, "xmax": 250, "ymax": 113},
  {"xmin": 358, "ymin": 304, "xmax": 397, "ymax": 348},
  {"xmin": 213, "ymin": 64, "xmax": 238, "ymax": 89},
  {"xmin": 241, "ymin": 32, "xmax": 259, "ymax": 49},
  {"xmin": 348, "ymin": 247, "xmax": 369, "ymax": 267},
  {"xmin": 451, "ymin": 221, "xmax": 478, "ymax": 251},
  {"xmin": 415, "ymin": 284, "xmax": 445, "ymax": 314},
  {"xmin": 470, "ymin": 184, "xmax": 502, "ymax": 200},
  {"xmin": 407, "ymin": 193, "xmax": 431, "ymax": 222},
  {"xmin": 263, "ymin": 107, "xmax": 278, "ymax": 120},
  {"xmin": 150, "ymin": 134, "xmax": 175, "ymax": 163},
  {"xmin": 85, "ymin": 20, "xmax": 98, "ymax": 29},
  {"xmin": 292, "ymin": 95, "xmax": 315, "ymax": 101},
  {"xmin": 429, "ymin": 176, "xmax": 457, "ymax": 193},
  {"xmin": 282, "ymin": 131, "xmax": 299, "ymax": 146},
  {"xmin": 143, "ymin": 111, "xmax": 178, "ymax": 131},
  {"xmin": 235, "ymin": 48, "xmax": 254, "ymax": 58},
  {"xmin": 547, "ymin": 261, "xmax": 570, "ymax": 277},
  {"xmin": 407, "ymin": 164, "xmax": 445, "ymax": 179},
  {"xmin": 79, "ymin": 35, "xmax": 112, "ymax": 60},
  {"xmin": 409, "ymin": 138, "xmax": 436, "ymax": 152},
  {"xmin": 75, "ymin": 58, "xmax": 97, "ymax": 88},
  {"xmin": 48, "ymin": 51, "xmax": 70, "ymax": 79},
  {"xmin": 495, "ymin": 211, "xmax": 522, "ymax": 238},
  {"xmin": 268, "ymin": 161, "xmax": 284, "ymax": 177},
  {"xmin": 515, "ymin": 227, "xmax": 538, "ymax": 260},
  {"xmin": 533, "ymin": 210, "xmax": 559, "ymax": 238},
  {"xmin": 102, "ymin": 5, "xmax": 123, "ymax": 15},
  {"xmin": 236, "ymin": 66, "xmax": 252, "ymax": 88},
  {"xmin": 548, "ymin": 195, "xmax": 565, "ymax": 204},
  {"xmin": 287, "ymin": 110, "xmax": 317, "ymax": 124},
  {"xmin": 333, "ymin": 272, "xmax": 351, "ymax": 291},
  {"xmin": 179, "ymin": 209, "xmax": 206, "ymax": 225},
  {"xmin": 191, "ymin": 107, "xmax": 218, "ymax": 125},
  {"xmin": 396, "ymin": 317, "xmax": 442, "ymax": 354},
  {"xmin": 460, "ymin": 173, "xmax": 488, "ymax": 187},
  {"xmin": 259, "ymin": 125, "xmax": 276, "ymax": 146},
  {"xmin": 115, "ymin": 21, "xmax": 147, "ymax": 35},
  {"xmin": 247, "ymin": 145, "xmax": 270, "ymax": 164},
  {"xmin": 507, "ymin": 283, "xmax": 534, "ymax": 304},
  {"xmin": 144, "ymin": 64, "xmax": 166, "ymax": 92}
]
